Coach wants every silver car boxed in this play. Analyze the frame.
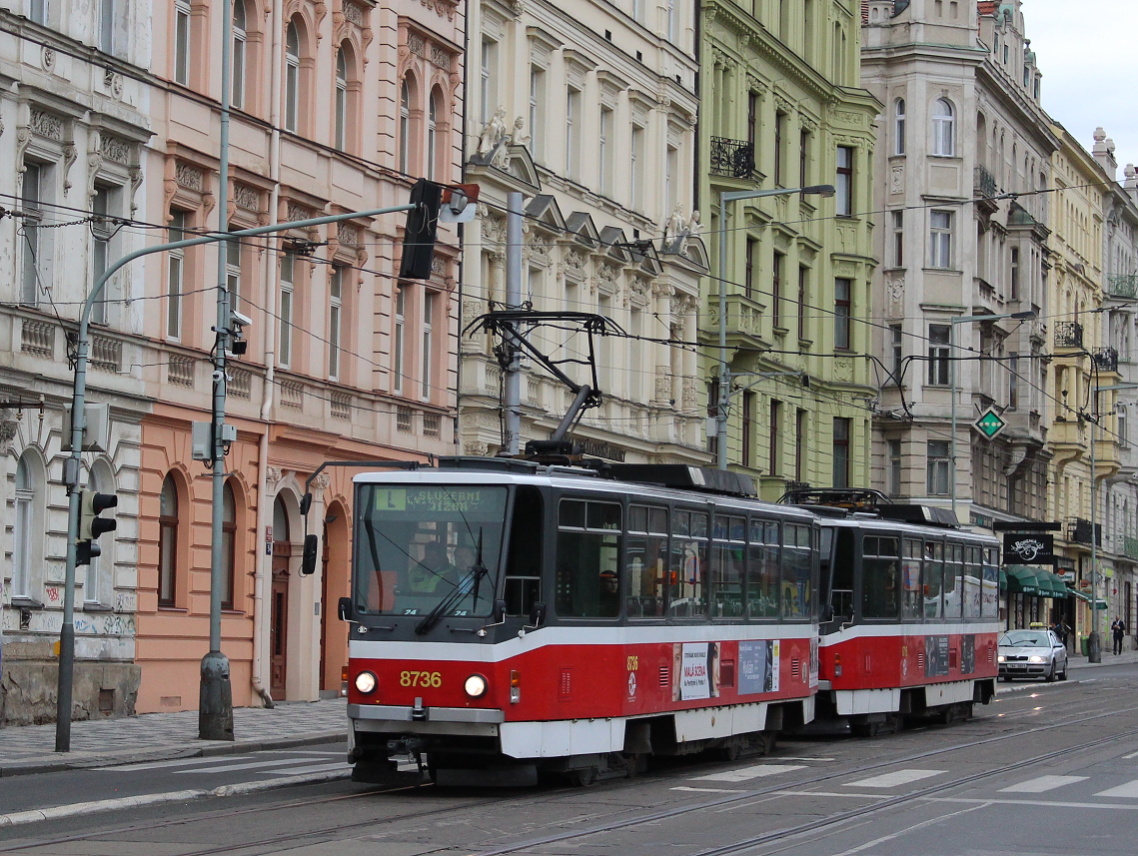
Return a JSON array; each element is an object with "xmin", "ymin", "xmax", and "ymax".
[{"xmin": 998, "ymin": 629, "xmax": 1069, "ymax": 682}]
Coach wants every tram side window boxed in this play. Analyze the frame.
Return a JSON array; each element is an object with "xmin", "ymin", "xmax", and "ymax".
[
  {"xmin": 924, "ymin": 541, "xmax": 945, "ymax": 619},
  {"xmin": 862, "ymin": 536, "xmax": 901, "ymax": 619},
  {"xmin": 962, "ymin": 545, "xmax": 982, "ymax": 619},
  {"xmin": 627, "ymin": 505, "xmax": 669, "ymax": 618},
  {"xmin": 504, "ymin": 486, "xmax": 543, "ymax": 616},
  {"xmin": 555, "ymin": 499, "xmax": 622, "ymax": 618},
  {"xmin": 901, "ymin": 538, "xmax": 923, "ymax": 620},
  {"xmin": 782, "ymin": 523, "xmax": 812, "ymax": 619},
  {"xmin": 710, "ymin": 515, "xmax": 746, "ymax": 618},
  {"xmin": 943, "ymin": 543, "xmax": 963, "ymax": 619},
  {"xmin": 669, "ymin": 510, "xmax": 708, "ymax": 617},
  {"xmin": 982, "ymin": 546, "xmax": 1000, "ymax": 617},
  {"xmin": 747, "ymin": 519, "xmax": 780, "ymax": 618},
  {"xmin": 827, "ymin": 528, "xmax": 855, "ymax": 621}
]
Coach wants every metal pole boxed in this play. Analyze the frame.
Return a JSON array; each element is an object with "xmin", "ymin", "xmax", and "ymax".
[
  {"xmin": 200, "ymin": 0, "xmax": 236, "ymax": 741},
  {"xmin": 1089, "ymin": 392, "xmax": 1101, "ymax": 662},
  {"xmin": 55, "ymin": 204, "xmax": 412, "ymax": 751},
  {"xmin": 950, "ymin": 322, "xmax": 958, "ymax": 521},
  {"xmin": 716, "ymin": 190, "xmax": 729, "ymax": 470},
  {"xmin": 503, "ymin": 191, "xmax": 523, "ymax": 455}
]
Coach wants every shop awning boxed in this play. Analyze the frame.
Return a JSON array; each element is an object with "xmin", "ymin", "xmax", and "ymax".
[
  {"xmin": 1003, "ymin": 565, "xmax": 1043, "ymax": 596},
  {"xmin": 1037, "ymin": 570, "xmax": 1070, "ymax": 598},
  {"xmin": 1070, "ymin": 588, "xmax": 1109, "ymax": 609}
]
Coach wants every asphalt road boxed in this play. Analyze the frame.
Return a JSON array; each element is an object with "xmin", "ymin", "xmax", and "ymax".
[{"xmin": 5, "ymin": 659, "xmax": 1138, "ymax": 855}]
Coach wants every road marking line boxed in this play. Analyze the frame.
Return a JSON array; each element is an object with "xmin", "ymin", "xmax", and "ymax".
[
  {"xmin": 1000, "ymin": 775, "xmax": 1087, "ymax": 793},
  {"xmin": 175, "ymin": 757, "xmax": 328, "ymax": 774},
  {"xmin": 845, "ymin": 769, "xmax": 945, "ymax": 788},
  {"xmin": 1095, "ymin": 780, "xmax": 1138, "ymax": 798},
  {"xmin": 694, "ymin": 764, "xmax": 806, "ymax": 782},
  {"xmin": 671, "ymin": 786, "xmax": 746, "ymax": 793},
  {"xmin": 102, "ymin": 756, "xmax": 254, "ymax": 771},
  {"xmin": 268, "ymin": 762, "xmax": 352, "ymax": 776}
]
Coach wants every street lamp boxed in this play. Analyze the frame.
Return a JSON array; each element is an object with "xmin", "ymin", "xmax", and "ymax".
[
  {"xmin": 948, "ymin": 310, "xmax": 1036, "ymax": 521},
  {"xmin": 716, "ymin": 185, "xmax": 835, "ymax": 470},
  {"xmin": 1086, "ymin": 381, "xmax": 1138, "ymax": 662}
]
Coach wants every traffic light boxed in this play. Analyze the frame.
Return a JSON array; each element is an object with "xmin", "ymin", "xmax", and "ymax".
[
  {"xmin": 398, "ymin": 178, "xmax": 442, "ymax": 280},
  {"xmin": 76, "ymin": 489, "xmax": 118, "ymax": 566}
]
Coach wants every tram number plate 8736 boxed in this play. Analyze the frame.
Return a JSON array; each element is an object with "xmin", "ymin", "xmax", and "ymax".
[{"xmin": 400, "ymin": 670, "xmax": 443, "ymax": 688}]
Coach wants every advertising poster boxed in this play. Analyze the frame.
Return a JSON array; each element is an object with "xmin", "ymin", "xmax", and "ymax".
[
  {"xmin": 673, "ymin": 642, "xmax": 720, "ymax": 700},
  {"xmin": 924, "ymin": 634, "xmax": 950, "ymax": 677},
  {"xmin": 961, "ymin": 634, "xmax": 976, "ymax": 675},
  {"xmin": 738, "ymin": 640, "xmax": 778, "ymax": 695}
]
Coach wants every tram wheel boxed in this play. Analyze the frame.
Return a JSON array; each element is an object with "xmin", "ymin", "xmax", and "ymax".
[{"xmin": 571, "ymin": 767, "xmax": 597, "ymax": 787}]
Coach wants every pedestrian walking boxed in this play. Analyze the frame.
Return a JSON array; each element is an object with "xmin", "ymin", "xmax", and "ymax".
[{"xmin": 1111, "ymin": 617, "xmax": 1127, "ymax": 655}]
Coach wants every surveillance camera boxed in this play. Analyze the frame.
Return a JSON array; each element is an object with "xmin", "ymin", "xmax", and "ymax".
[
  {"xmin": 212, "ymin": 370, "xmax": 224, "ymax": 382},
  {"xmin": 231, "ymin": 310, "xmax": 253, "ymax": 328}
]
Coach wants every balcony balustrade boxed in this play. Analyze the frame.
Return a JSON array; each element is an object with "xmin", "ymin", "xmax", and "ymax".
[
  {"xmin": 973, "ymin": 164, "xmax": 997, "ymax": 198},
  {"xmin": 1054, "ymin": 320, "xmax": 1083, "ymax": 349},
  {"xmin": 1092, "ymin": 347, "xmax": 1119, "ymax": 373},
  {"xmin": 1109, "ymin": 274, "xmax": 1138, "ymax": 299},
  {"xmin": 710, "ymin": 137, "xmax": 756, "ymax": 179},
  {"xmin": 1066, "ymin": 516, "xmax": 1102, "ymax": 546}
]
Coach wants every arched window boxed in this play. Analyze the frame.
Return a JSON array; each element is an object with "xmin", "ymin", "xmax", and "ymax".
[
  {"xmin": 894, "ymin": 98, "xmax": 906, "ymax": 155},
  {"xmin": 232, "ymin": 0, "xmax": 247, "ymax": 109},
  {"xmin": 427, "ymin": 88, "xmax": 441, "ymax": 180},
  {"xmin": 932, "ymin": 98, "xmax": 955, "ymax": 156},
  {"xmin": 222, "ymin": 481, "xmax": 237, "ymax": 609},
  {"xmin": 13, "ymin": 453, "xmax": 36, "ymax": 599},
  {"xmin": 334, "ymin": 48, "xmax": 348, "ymax": 150},
  {"xmin": 399, "ymin": 80, "xmax": 411, "ymax": 173},
  {"xmin": 159, "ymin": 474, "xmax": 180, "ymax": 607},
  {"xmin": 284, "ymin": 21, "xmax": 300, "ymax": 132}
]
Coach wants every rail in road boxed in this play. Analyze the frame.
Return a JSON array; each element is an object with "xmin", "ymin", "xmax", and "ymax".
[{"xmin": 5, "ymin": 678, "xmax": 1138, "ymax": 855}]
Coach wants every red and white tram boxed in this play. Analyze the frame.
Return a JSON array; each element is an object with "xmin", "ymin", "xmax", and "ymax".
[
  {"xmin": 336, "ymin": 457, "xmax": 819, "ymax": 786},
  {"xmin": 788, "ymin": 489, "xmax": 1001, "ymax": 736}
]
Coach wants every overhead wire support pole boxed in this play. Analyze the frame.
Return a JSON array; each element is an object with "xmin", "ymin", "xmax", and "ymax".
[
  {"xmin": 201, "ymin": 0, "xmax": 236, "ymax": 743},
  {"xmin": 504, "ymin": 191, "xmax": 524, "ymax": 455},
  {"xmin": 56, "ymin": 203, "xmax": 413, "ymax": 752}
]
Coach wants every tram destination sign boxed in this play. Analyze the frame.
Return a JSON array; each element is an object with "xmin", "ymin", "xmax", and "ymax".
[{"xmin": 1002, "ymin": 532, "xmax": 1056, "ymax": 565}]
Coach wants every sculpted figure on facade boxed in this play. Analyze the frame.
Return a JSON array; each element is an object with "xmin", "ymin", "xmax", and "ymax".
[{"xmin": 476, "ymin": 106, "xmax": 508, "ymax": 162}]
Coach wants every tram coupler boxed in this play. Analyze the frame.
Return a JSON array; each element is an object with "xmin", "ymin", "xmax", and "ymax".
[{"xmin": 387, "ymin": 736, "xmax": 426, "ymax": 756}]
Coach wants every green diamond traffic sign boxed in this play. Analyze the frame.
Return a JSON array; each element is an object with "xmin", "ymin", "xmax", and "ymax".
[{"xmin": 975, "ymin": 407, "xmax": 1007, "ymax": 440}]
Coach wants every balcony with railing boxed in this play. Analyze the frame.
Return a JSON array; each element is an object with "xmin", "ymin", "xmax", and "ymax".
[
  {"xmin": 1092, "ymin": 347, "xmax": 1119, "ymax": 373},
  {"xmin": 1054, "ymin": 320, "xmax": 1083, "ymax": 349},
  {"xmin": 1108, "ymin": 274, "xmax": 1138, "ymax": 299},
  {"xmin": 1124, "ymin": 536, "xmax": 1138, "ymax": 560},
  {"xmin": 973, "ymin": 164, "xmax": 998, "ymax": 212},
  {"xmin": 1066, "ymin": 517, "xmax": 1102, "ymax": 546},
  {"xmin": 710, "ymin": 137, "xmax": 756, "ymax": 180}
]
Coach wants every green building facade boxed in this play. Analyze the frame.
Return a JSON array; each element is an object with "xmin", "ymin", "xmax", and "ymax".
[{"xmin": 699, "ymin": 0, "xmax": 881, "ymax": 499}]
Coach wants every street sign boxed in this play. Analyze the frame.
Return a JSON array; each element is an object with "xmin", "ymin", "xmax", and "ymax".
[{"xmin": 975, "ymin": 407, "xmax": 1007, "ymax": 440}]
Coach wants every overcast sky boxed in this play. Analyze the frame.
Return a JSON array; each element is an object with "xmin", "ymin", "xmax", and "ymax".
[{"xmin": 1024, "ymin": 0, "xmax": 1138, "ymax": 176}]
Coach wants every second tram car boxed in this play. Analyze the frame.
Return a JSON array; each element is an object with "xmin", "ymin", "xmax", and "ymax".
[{"xmin": 788, "ymin": 490, "xmax": 1001, "ymax": 736}]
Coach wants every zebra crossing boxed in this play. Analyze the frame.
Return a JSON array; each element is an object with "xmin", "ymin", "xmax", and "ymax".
[
  {"xmin": 102, "ymin": 749, "xmax": 350, "ymax": 779},
  {"xmin": 675, "ymin": 762, "xmax": 1138, "ymax": 803}
]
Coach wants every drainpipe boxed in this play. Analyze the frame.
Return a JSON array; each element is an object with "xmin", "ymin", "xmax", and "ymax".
[{"xmin": 251, "ymin": 0, "xmax": 285, "ymax": 709}]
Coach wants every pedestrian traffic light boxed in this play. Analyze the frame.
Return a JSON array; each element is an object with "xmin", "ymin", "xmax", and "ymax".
[
  {"xmin": 398, "ymin": 178, "xmax": 442, "ymax": 280},
  {"xmin": 76, "ymin": 489, "xmax": 117, "ymax": 566}
]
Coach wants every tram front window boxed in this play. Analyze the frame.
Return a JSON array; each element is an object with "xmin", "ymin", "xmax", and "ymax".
[{"xmin": 353, "ymin": 484, "xmax": 508, "ymax": 618}]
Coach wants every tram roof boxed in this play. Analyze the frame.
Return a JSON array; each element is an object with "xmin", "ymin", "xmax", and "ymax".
[{"xmin": 351, "ymin": 457, "xmax": 816, "ymax": 520}]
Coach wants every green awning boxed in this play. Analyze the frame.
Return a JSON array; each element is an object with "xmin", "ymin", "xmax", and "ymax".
[
  {"xmin": 1070, "ymin": 589, "xmax": 1109, "ymax": 609},
  {"xmin": 1004, "ymin": 565, "xmax": 1043, "ymax": 596},
  {"xmin": 1037, "ymin": 570, "xmax": 1070, "ymax": 598}
]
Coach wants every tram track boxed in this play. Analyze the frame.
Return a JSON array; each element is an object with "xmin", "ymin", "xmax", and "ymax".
[{"xmin": 4, "ymin": 690, "xmax": 1136, "ymax": 856}]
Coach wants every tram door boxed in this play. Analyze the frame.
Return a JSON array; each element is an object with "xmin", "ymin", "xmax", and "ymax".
[{"xmin": 271, "ymin": 499, "xmax": 291, "ymax": 700}]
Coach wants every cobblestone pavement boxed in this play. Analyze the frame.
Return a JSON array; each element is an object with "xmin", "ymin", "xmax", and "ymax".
[{"xmin": 0, "ymin": 697, "xmax": 347, "ymax": 777}]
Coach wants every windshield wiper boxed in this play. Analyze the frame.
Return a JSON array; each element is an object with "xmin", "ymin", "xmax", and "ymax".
[{"xmin": 415, "ymin": 559, "xmax": 488, "ymax": 635}]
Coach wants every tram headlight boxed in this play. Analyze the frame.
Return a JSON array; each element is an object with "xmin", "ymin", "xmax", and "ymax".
[
  {"xmin": 354, "ymin": 670, "xmax": 378, "ymax": 694},
  {"xmin": 464, "ymin": 673, "xmax": 488, "ymax": 699}
]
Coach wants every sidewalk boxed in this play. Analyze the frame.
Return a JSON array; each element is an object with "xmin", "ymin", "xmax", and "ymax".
[{"xmin": 0, "ymin": 697, "xmax": 348, "ymax": 779}]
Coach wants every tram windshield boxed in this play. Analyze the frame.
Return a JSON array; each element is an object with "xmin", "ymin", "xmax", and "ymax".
[{"xmin": 352, "ymin": 483, "xmax": 508, "ymax": 620}]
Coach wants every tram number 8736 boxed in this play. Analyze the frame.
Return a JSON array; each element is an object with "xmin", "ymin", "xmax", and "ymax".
[{"xmin": 400, "ymin": 670, "xmax": 443, "ymax": 688}]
